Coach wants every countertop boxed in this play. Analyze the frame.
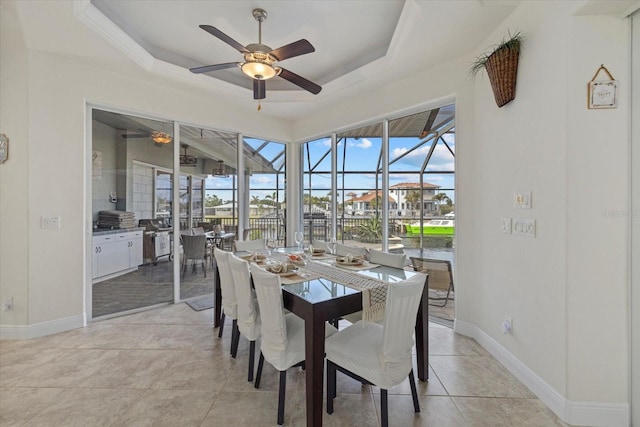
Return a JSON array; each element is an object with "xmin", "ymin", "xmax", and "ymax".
[{"xmin": 93, "ymin": 227, "xmax": 145, "ymax": 236}]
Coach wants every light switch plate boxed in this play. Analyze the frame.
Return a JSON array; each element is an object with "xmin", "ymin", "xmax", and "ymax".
[
  {"xmin": 501, "ymin": 217, "xmax": 512, "ymax": 234},
  {"xmin": 513, "ymin": 191, "xmax": 532, "ymax": 209}
]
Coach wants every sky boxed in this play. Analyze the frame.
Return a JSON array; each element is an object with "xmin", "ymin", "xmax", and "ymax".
[{"xmin": 204, "ymin": 133, "xmax": 456, "ymax": 203}]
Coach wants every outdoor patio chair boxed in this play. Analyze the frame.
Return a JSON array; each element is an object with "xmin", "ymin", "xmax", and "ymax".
[
  {"xmin": 180, "ymin": 234, "xmax": 207, "ymax": 277},
  {"xmin": 409, "ymin": 257, "xmax": 455, "ymax": 307}
]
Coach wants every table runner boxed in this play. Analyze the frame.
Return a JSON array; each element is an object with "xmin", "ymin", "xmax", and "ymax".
[{"xmin": 269, "ymin": 253, "xmax": 388, "ymax": 322}]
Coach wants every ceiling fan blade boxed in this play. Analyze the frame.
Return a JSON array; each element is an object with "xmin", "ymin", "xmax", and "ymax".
[
  {"xmin": 122, "ymin": 133, "xmax": 148, "ymax": 139},
  {"xmin": 199, "ymin": 25, "xmax": 249, "ymax": 53},
  {"xmin": 269, "ymin": 39, "xmax": 315, "ymax": 61},
  {"xmin": 253, "ymin": 79, "xmax": 266, "ymax": 100},
  {"xmin": 278, "ymin": 68, "xmax": 322, "ymax": 95},
  {"xmin": 190, "ymin": 62, "xmax": 240, "ymax": 74}
]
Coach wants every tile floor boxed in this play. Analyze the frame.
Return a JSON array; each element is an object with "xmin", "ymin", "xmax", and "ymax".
[{"xmin": 0, "ymin": 304, "xmax": 569, "ymax": 426}]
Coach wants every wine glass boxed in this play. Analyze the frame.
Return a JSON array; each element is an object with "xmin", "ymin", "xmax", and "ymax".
[
  {"xmin": 266, "ymin": 237, "xmax": 277, "ymax": 256},
  {"xmin": 294, "ymin": 231, "xmax": 304, "ymax": 252},
  {"xmin": 328, "ymin": 237, "xmax": 337, "ymax": 255},
  {"xmin": 299, "ymin": 248, "xmax": 310, "ymax": 277}
]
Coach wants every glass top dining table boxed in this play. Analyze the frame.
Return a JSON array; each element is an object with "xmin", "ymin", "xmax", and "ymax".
[{"xmin": 212, "ymin": 247, "xmax": 429, "ymax": 426}]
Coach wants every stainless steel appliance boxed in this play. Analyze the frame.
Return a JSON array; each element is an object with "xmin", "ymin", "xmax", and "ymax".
[{"xmin": 139, "ymin": 219, "xmax": 173, "ymax": 264}]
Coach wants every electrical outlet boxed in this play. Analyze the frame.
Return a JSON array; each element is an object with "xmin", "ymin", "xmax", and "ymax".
[
  {"xmin": 3, "ymin": 297, "xmax": 13, "ymax": 312},
  {"xmin": 501, "ymin": 217, "xmax": 512, "ymax": 234},
  {"xmin": 41, "ymin": 216, "xmax": 61, "ymax": 229},
  {"xmin": 513, "ymin": 218, "xmax": 535, "ymax": 237},
  {"xmin": 502, "ymin": 317, "xmax": 513, "ymax": 334}
]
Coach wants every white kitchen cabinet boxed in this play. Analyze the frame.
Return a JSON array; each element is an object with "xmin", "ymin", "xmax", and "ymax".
[{"xmin": 92, "ymin": 230, "xmax": 143, "ymax": 282}]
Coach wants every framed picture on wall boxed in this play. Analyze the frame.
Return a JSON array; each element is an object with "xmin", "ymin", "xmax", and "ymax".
[
  {"xmin": 588, "ymin": 80, "xmax": 618, "ymax": 109},
  {"xmin": 588, "ymin": 64, "xmax": 618, "ymax": 109}
]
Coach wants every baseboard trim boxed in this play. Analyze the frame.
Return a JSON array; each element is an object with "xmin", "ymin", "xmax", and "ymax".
[
  {"xmin": 0, "ymin": 315, "xmax": 84, "ymax": 340},
  {"xmin": 454, "ymin": 320, "xmax": 630, "ymax": 427}
]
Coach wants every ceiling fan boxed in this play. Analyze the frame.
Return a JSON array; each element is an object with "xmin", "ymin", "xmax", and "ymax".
[{"xmin": 190, "ymin": 8, "xmax": 322, "ymax": 100}]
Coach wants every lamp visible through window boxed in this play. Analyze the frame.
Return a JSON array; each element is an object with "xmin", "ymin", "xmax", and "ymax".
[
  {"xmin": 151, "ymin": 131, "xmax": 172, "ymax": 144},
  {"xmin": 212, "ymin": 160, "xmax": 229, "ymax": 177}
]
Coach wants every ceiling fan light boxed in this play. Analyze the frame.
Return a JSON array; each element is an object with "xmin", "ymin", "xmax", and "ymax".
[
  {"xmin": 151, "ymin": 132, "xmax": 172, "ymax": 144},
  {"xmin": 241, "ymin": 61, "xmax": 277, "ymax": 80}
]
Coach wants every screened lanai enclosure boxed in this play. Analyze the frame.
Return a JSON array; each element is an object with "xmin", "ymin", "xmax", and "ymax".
[{"xmin": 89, "ymin": 103, "xmax": 455, "ymax": 323}]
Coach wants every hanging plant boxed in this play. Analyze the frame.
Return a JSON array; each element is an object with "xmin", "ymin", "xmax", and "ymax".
[{"xmin": 470, "ymin": 31, "xmax": 523, "ymax": 107}]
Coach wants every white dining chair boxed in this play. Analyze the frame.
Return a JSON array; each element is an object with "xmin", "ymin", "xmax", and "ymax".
[
  {"xmin": 234, "ymin": 238, "xmax": 266, "ymax": 252},
  {"xmin": 213, "ymin": 247, "xmax": 240, "ymax": 357},
  {"xmin": 325, "ymin": 273, "xmax": 427, "ymax": 427},
  {"xmin": 249, "ymin": 263, "xmax": 338, "ymax": 426},
  {"xmin": 228, "ymin": 253, "xmax": 261, "ymax": 382},
  {"xmin": 368, "ymin": 248, "xmax": 407, "ymax": 268},
  {"xmin": 311, "ymin": 239, "xmax": 330, "ymax": 252},
  {"xmin": 335, "ymin": 242, "xmax": 367, "ymax": 257}
]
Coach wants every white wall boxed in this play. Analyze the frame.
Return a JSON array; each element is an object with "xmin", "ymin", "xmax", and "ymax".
[
  {"xmin": 630, "ymin": 10, "xmax": 640, "ymax": 427},
  {"xmin": 459, "ymin": 2, "xmax": 630, "ymax": 424},
  {"xmin": 0, "ymin": 0, "xmax": 31, "ymax": 327},
  {"xmin": 566, "ymin": 14, "xmax": 629, "ymax": 406}
]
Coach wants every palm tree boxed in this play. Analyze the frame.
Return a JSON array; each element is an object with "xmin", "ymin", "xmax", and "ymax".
[
  {"xmin": 432, "ymin": 193, "xmax": 451, "ymax": 216},
  {"xmin": 405, "ymin": 189, "xmax": 421, "ymax": 211},
  {"xmin": 264, "ymin": 191, "xmax": 277, "ymax": 206},
  {"xmin": 251, "ymin": 195, "xmax": 262, "ymax": 213}
]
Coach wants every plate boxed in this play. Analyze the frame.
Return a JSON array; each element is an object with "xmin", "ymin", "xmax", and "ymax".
[
  {"xmin": 336, "ymin": 259, "xmax": 364, "ymax": 266},
  {"xmin": 275, "ymin": 270, "xmax": 298, "ymax": 277}
]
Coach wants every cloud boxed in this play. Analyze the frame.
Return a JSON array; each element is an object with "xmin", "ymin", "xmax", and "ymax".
[
  {"xmin": 348, "ymin": 138, "xmax": 373, "ymax": 149},
  {"xmin": 391, "ymin": 142, "xmax": 454, "ymax": 170},
  {"xmin": 250, "ymin": 176, "xmax": 272, "ymax": 185}
]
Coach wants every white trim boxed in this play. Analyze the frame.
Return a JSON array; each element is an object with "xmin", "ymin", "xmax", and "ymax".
[
  {"xmin": 74, "ymin": 0, "xmax": 154, "ymax": 70},
  {"xmin": 455, "ymin": 320, "xmax": 630, "ymax": 427},
  {"xmin": 0, "ymin": 315, "xmax": 84, "ymax": 340},
  {"xmin": 621, "ymin": 2, "xmax": 640, "ymax": 18}
]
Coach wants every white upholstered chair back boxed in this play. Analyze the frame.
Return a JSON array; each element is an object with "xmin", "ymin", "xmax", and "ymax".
[
  {"xmin": 368, "ymin": 248, "xmax": 407, "ymax": 269},
  {"xmin": 234, "ymin": 238, "xmax": 266, "ymax": 252},
  {"xmin": 379, "ymin": 274, "xmax": 426, "ymax": 385},
  {"xmin": 214, "ymin": 247, "xmax": 237, "ymax": 319},
  {"xmin": 335, "ymin": 243, "xmax": 366, "ymax": 257},
  {"xmin": 249, "ymin": 264, "xmax": 291, "ymax": 371},
  {"xmin": 228, "ymin": 254, "xmax": 260, "ymax": 341},
  {"xmin": 311, "ymin": 239, "xmax": 330, "ymax": 252}
]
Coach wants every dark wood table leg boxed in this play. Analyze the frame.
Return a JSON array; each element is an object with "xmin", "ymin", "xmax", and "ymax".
[
  {"xmin": 304, "ymin": 308, "xmax": 326, "ymax": 426},
  {"xmin": 415, "ymin": 276, "xmax": 429, "ymax": 381},
  {"xmin": 214, "ymin": 260, "xmax": 221, "ymax": 328}
]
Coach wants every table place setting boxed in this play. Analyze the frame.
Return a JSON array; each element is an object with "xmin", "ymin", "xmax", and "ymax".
[{"xmin": 330, "ymin": 254, "xmax": 379, "ymax": 271}]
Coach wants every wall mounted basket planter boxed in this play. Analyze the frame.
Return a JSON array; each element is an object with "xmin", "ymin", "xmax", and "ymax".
[
  {"xmin": 470, "ymin": 32, "xmax": 523, "ymax": 108},
  {"xmin": 484, "ymin": 46, "xmax": 519, "ymax": 107}
]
